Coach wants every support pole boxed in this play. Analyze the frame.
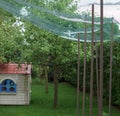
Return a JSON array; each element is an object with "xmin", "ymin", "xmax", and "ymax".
[
  {"xmin": 90, "ymin": 4, "xmax": 94, "ymax": 116},
  {"xmin": 99, "ymin": 0, "xmax": 104, "ymax": 116},
  {"xmin": 109, "ymin": 18, "xmax": 114, "ymax": 116},
  {"xmin": 82, "ymin": 16, "xmax": 87, "ymax": 116},
  {"xmin": 94, "ymin": 30, "xmax": 101, "ymax": 116},
  {"xmin": 76, "ymin": 33, "xmax": 80, "ymax": 116},
  {"xmin": 95, "ymin": 33, "xmax": 100, "ymax": 115}
]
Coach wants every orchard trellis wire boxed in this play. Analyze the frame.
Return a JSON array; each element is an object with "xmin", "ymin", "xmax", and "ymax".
[{"xmin": 0, "ymin": 0, "xmax": 118, "ymax": 116}]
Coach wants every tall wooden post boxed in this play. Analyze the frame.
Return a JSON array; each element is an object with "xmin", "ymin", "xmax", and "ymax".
[
  {"xmin": 109, "ymin": 18, "xmax": 114, "ymax": 116},
  {"xmin": 82, "ymin": 15, "xmax": 87, "ymax": 116},
  {"xmin": 99, "ymin": 0, "xmax": 104, "ymax": 116},
  {"xmin": 76, "ymin": 33, "xmax": 80, "ymax": 116},
  {"xmin": 90, "ymin": 4, "xmax": 94, "ymax": 116}
]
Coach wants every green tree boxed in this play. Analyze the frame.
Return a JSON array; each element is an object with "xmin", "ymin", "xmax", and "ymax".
[
  {"xmin": 27, "ymin": 25, "xmax": 77, "ymax": 107},
  {"xmin": 0, "ymin": 10, "xmax": 25, "ymax": 63}
]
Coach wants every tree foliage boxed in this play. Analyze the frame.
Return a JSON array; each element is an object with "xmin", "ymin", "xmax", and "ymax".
[{"xmin": 0, "ymin": 9, "xmax": 25, "ymax": 63}]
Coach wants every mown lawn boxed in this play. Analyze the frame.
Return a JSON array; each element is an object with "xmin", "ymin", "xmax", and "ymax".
[{"xmin": 0, "ymin": 81, "xmax": 119, "ymax": 116}]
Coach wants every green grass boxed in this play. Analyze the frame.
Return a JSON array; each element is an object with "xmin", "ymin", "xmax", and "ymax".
[{"xmin": 0, "ymin": 81, "xmax": 119, "ymax": 116}]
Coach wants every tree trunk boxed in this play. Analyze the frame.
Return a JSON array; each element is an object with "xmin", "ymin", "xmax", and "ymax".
[
  {"xmin": 45, "ymin": 66, "xmax": 48, "ymax": 94},
  {"xmin": 53, "ymin": 66, "xmax": 58, "ymax": 108}
]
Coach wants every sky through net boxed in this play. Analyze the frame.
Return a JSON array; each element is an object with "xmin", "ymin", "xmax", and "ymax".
[{"xmin": 0, "ymin": 0, "xmax": 119, "ymax": 41}]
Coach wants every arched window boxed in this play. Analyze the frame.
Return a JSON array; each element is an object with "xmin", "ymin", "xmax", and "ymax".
[{"xmin": 0, "ymin": 79, "xmax": 16, "ymax": 93}]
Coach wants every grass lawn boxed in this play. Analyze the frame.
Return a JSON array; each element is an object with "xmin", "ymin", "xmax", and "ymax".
[{"xmin": 0, "ymin": 80, "xmax": 119, "ymax": 116}]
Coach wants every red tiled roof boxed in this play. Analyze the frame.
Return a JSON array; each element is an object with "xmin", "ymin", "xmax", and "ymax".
[{"xmin": 0, "ymin": 63, "xmax": 31, "ymax": 74}]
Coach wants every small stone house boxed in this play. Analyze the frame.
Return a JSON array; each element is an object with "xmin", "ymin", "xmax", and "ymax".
[{"xmin": 0, "ymin": 63, "xmax": 31, "ymax": 105}]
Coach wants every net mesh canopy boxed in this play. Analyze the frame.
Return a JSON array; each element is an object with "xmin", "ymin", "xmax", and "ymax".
[{"xmin": 0, "ymin": 0, "xmax": 118, "ymax": 41}]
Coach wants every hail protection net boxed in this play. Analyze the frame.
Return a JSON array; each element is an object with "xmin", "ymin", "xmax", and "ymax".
[{"xmin": 0, "ymin": 0, "xmax": 116, "ymax": 41}]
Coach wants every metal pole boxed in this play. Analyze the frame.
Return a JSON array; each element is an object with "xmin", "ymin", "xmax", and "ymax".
[
  {"xmin": 108, "ymin": 18, "xmax": 114, "ymax": 116},
  {"xmin": 90, "ymin": 4, "xmax": 94, "ymax": 116},
  {"xmin": 99, "ymin": 0, "xmax": 104, "ymax": 116},
  {"xmin": 76, "ymin": 33, "xmax": 80, "ymax": 116},
  {"xmin": 82, "ymin": 16, "xmax": 87, "ymax": 116}
]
